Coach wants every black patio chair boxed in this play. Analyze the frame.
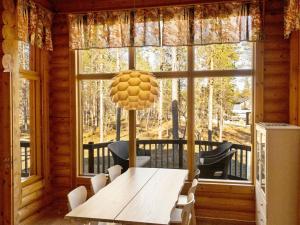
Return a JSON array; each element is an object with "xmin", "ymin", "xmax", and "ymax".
[
  {"xmin": 108, "ymin": 141, "xmax": 150, "ymax": 172},
  {"xmin": 197, "ymin": 150, "xmax": 237, "ymax": 179},
  {"xmin": 194, "ymin": 169, "xmax": 201, "ymax": 179},
  {"xmin": 199, "ymin": 141, "xmax": 232, "ymax": 158}
]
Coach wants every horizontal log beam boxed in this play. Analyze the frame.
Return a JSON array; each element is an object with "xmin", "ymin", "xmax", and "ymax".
[{"xmin": 52, "ymin": 0, "xmax": 254, "ymax": 13}]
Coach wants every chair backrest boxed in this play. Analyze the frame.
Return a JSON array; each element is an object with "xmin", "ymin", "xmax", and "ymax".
[
  {"xmin": 67, "ymin": 186, "xmax": 87, "ymax": 211},
  {"xmin": 90, "ymin": 173, "xmax": 107, "ymax": 195},
  {"xmin": 108, "ymin": 141, "xmax": 129, "ymax": 160},
  {"xmin": 220, "ymin": 150, "xmax": 237, "ymax": 177},
  {"xmin": 108, "ymin": 141, "xmax": 130, "ymax": 172},
  {"xmin": 214, "ymin": 142, "xmax": 233, "ymax": 155},
  {"xmin": 181, "ymin": 193, "xmax": 195, "ymax": 225},
  {"xmin": 108, "ymin": 165, "xmax": 123, "ymax": 182},
  {"xmin": 194, "ymin": 169, "xmax": 200, "ymax": 179},
  {"xmin": 188, "ymin": 179, "xmax": 198, "ymax": 195}
]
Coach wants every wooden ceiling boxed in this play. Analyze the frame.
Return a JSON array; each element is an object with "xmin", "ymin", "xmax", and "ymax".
[{"xmin": 49, "ymin": 0, "xmax": 250, "ymax": 13}]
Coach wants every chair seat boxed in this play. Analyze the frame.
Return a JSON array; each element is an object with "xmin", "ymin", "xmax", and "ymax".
[
  {"xmin": 176, "ymin": 195, "xmax": 188, "ymax": 207},
  {"xmin": 170, "ymin": 208, "xmax": 183, "ymax": 224},
  {"xmin": 136, "ymin": 156, "xmax": 151, "ymax": 167}
]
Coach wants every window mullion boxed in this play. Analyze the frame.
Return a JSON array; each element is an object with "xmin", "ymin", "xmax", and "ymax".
[
  {"xmin": 129, "ymin": 47, "xmax": 135, "ymax": 70},
  {"xmin": 186, "ymin": 46, "xmax": 195, "ymax": 180}
]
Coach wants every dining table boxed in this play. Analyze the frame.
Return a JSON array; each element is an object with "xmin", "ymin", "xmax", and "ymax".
[{"xmin": 65, "ymin": 167, "xmax": 188, "ymax": 225}]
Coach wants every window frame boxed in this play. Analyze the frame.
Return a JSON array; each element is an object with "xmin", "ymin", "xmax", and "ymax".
[
  {"xmin": 19, "ymin": 44, "xmax": 42, "ymax": 184},
  {"xmin": 75, "ymin": 44, "xmax": 255, "ymax": 183}
]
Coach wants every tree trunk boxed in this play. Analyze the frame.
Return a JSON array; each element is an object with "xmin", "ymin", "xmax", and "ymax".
[
  {"xmin": 115, "ymin": 48, "xmax": 122, "ymax": 141},
  {"xmin": 116, "ymin": 107, "xmax": 121, "ymax": 141},
  {"xmin": 208, "ymin": 78, "xmax": 213, "ymax": 142},
  {"xmin": 99, "ymin": 80, "xmax": 104, "ymax": 142},
  {"xmin": 219, "ymin": 78, "xmax": 224, "ymax": 142},
  {"xmin": 158, "ymin": 80, "xmax": 163, "ymax": 139},
  {"xmin": 219, "ymin": 103, "xmax": 223, "ymax": 142},
  {"xmin": 208, "ymin": 56, "xmax": 214, "ymax": 142},
  {"xmin": 171, "ymin": 48, "xmax": 179, "ymax": 140},
  {"xmin": 146, "ymin": 110, "xmax": 150, "ymax": 130}
]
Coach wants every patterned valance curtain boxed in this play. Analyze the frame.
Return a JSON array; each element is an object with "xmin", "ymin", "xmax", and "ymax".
[
  {"xmin": 194, "ymin": 2, "xmax": 262, "ymax": 45},
  {"xmin": 69, "ymin": 1, "xmax": 262, "ymax": 50},
  {"xmin": 284, "ymin": 0, "xmax": 300, "ymax": 38},
  {"xmin": 17, "ymin": 0, "xmax": 53, "ymax": 51}
]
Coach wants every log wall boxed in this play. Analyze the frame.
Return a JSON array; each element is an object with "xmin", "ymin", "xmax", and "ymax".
[
  {"xmin": 0, "ymin": 1, "xmax": 15, "ymax": 224},
  {"xmin": 263, "ymin": 1, "xmax": 290, "ymax": 122},
  {"xmin": 196, "ymin": 184, "xmax": 255, "ymax": 222},
  {"xmin": 0, "ymin": 1, "xmax": 52, "ymax": 224},
  {"xmin": 289, "ymin": 13, "xmax": 300, "ymax": 225},
  {"xmin": 0, "ymin": 0, "xmax": 292, "ymax": 224},
  {"xmin": 0, "ymin": 2, "xmax": 8, "ymax": 225},
  {"xmin": 28, "ymin": 0, "xmax": 293, "ymax": 224},
  {"xmin": 49, "ymin": 14, "xmax": 75, "ymax": 208},
  {"xmin": 18, "ymin": 48, "xmax": 52, "ymax": 225}
]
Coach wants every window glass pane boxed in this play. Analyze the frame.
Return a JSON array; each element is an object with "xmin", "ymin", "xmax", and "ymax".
[
  {"xmin": 194, "ymin": 76, "xmax": 252, "ymax": 181},
  {"xmin": 80, "ymin": 80, "xmax": 128, "ymax": 175},
  {"xmin": 19, "ymin": 78, "xmax": 31, "ymax": 179},
  {"xmin": 194, "ymin": 42, "xmax": 253, "ymax": 70},
  {"xmin": 136, "ymin": 78, "xmax": 188, "ymax": 169},
  {"xmin": 78, "ymin": 48, "xmax": 129, "ymax": 74},
  {"xmin": 18, "ymin": 41, "xmax": 30, "ymax": 70},
  {"xmin": 136, "ymin": 46, "xmax": 187, "ymax": 72}
]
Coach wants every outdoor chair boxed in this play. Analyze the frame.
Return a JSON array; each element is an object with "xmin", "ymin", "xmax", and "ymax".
[
  {"xmin": 199, "ymin": 141, "xmax": 232, "ymax": 158},
  {"xmin": 194, "ymin": 169, "xmax": 201, "ymax": 179},
  {"xmin": 198, "ymin": 150, "xmax": 237, "ymax": 179},
  {"xmin": 108, "ymin": 141, "xmax": 150, "ymax": 172}
]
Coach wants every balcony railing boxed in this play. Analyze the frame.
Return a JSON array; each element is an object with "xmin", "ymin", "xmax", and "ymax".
[
  {"xmin": 21, "ymin": 139, "xmax": 251, "ymax": 180},
  {"xmin": 20, "ymin": 140, "xmax": 30, "ymax": 177},
  {"xmin": 82, "ymin": 139, "xmax": 251, "ymax": 180}
]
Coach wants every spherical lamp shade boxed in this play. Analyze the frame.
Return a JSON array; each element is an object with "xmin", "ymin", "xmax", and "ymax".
[{"xmin": 110, "ymin": 70, "xmax": 159, "ymax": 110}]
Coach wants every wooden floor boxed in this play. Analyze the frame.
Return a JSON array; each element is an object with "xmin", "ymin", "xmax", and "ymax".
[{"xmin": 25, "ymin": 208, "xmax": 255, "ymax": 225}]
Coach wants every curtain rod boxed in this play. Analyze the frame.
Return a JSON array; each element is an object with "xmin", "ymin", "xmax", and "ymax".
[{"xmin": 56, "ymin": 0, "xmax": 259, "ymax": 15}]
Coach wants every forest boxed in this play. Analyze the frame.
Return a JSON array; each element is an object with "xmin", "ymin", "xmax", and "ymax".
[{"xmin": 78, "ymin": 43, "xmax": 253, "ymax": 146}]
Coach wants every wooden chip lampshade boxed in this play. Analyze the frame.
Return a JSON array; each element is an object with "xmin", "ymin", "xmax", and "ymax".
[
  {"xmin": 109, "ymin": 70, "xmax": 159, "ymax": 168},
  {"xmin": 110, "ymin": 70, "xmax": 159, "ymax": 110}
]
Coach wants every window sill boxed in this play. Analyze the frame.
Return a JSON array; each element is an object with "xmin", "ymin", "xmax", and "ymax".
[
  {"xmin": 197, "ymin": 178, "xmax": 253, "ymax": 186},
  {"xmin": 21, "ymin": 175, "xmax": 42, "ymax": 187}
]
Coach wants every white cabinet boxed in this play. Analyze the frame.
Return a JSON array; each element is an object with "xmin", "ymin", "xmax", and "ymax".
[{"xmin": 255, "ymin": 123, "xmax": 300, "ymax": 225}]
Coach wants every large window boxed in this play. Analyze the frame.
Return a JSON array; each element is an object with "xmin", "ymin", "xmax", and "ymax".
[
  {"xmin": 78, "ymin": 48, "xmax": 129, "ymax": 74},
  {"xmin": 136, "ymin": 47, "xmax": 187, "ymax": 72},
  {"xmin": 18, "ymin": 42, "xmax": 41, "ymax": 181},
  {"xmin": 77, "ymin": 42, "xmax": 253, "ymax": 181}
]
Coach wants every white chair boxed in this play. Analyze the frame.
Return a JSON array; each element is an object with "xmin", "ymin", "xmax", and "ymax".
[
  {"xmin": 176, "ymin": 178, "xmax": 198, "ymax": 207},
  {"xmin": 90, "ymin": 173, "xmax": 107, "ymax": 194},
  {"xmin": 67, "ymin": 186, "xmax": 116, "ymax": 225},
  {"xmin": 67, "ymin": 186, "xmax": 88, "ymax": 211},
  {"xmin": 170, "ymin": 193, "xmax": 195, "ymax": 225},
  {"xmin": 107, "ymin": 165, "xmax": 122, "ymax": 182}
]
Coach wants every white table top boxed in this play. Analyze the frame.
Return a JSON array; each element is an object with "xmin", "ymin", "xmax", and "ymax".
[{"xmin": 65, "ymin": 167, "xmax": 188, "ymax": 225}]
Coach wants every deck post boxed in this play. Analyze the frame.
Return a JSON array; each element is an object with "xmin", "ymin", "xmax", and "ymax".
[
  {"xmin": 178, "ymin": 140, "xmax": 183, "ymax": 168},
  {"xmin": 88, "ymin": 142, "xmax": 94, "ymax": 173},
  {"xmin": 129, "ymin": 110, "xmax": 136, "ymax": 167},
  {"xmin": 24, "ymin": 146, "xmax": 28, "ymax": 176}
]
